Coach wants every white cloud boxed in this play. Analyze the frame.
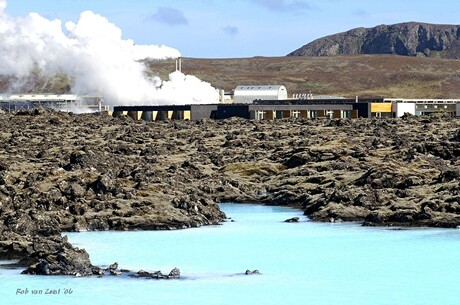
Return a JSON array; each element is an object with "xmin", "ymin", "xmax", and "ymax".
[{"xmin": 0, "ymin": 0, "xmax": 6, "ymax": 15}]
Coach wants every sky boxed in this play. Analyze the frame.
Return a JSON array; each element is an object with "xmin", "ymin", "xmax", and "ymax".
[{"xmin": 4, "ymin": 0, "xmax": 460, "ymax": 58}]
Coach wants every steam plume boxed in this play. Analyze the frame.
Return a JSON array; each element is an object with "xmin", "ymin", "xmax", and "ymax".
[{"xmin": 0, "ymin": 1, "xmax": 219, "ymax": 105}]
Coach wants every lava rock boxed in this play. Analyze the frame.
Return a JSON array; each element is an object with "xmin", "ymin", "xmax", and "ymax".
[{"xmin": 284, "ymin": 217, "xmax": 300, "ymax": 223}]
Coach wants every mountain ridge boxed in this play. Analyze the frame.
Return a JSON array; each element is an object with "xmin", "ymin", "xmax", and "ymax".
[{"xmin": 288, "ymin": 22, "xmax": 460, "ymax": 59}]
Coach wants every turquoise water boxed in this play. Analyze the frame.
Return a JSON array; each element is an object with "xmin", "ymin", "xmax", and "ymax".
[{"xmin": 2, "ymin": 203, "xmax": 460, "ymax": 305}]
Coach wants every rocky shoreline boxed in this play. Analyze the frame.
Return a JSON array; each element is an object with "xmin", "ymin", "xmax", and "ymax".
[{"xmin": 1, "ymin": 109, "xmax": 460, "ymax": 275}]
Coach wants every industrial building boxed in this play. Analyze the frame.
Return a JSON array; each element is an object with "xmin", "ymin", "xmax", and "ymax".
[
  {"xmin": 111, "ymin": 82, "xmax": 460, "ymax": 121},
  {"xmin": 251, "ymin": 98, "xmax": 392, "ymax": 119},
  {"xmin": 385, "ymin": 98, "xmax": 460, "ymax": 117},
  {"xmin": 112, "ymin": 97, "xmax": 460, "ymax": 122},
  {"xmin": 232, "ymin": 85, "xmax": 288, "ymax": 104},
  {"xmin": 2, "ymin": 85, "xmax": 460, "ymax": 121},
  {"xmin": 113, "ymin": 98, "xmax": 393, "ymax": 121},
  {"xmin": 113, "ymin": 104, "xmax": 216, "ymax": 121},
  {"xmin": 0, "ymin": 94, "xmax": 109, "ymax": 112}
]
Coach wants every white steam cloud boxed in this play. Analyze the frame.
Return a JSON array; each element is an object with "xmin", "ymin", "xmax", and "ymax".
[{"xmin": 0, "ymin": 1, "xmax": 219, "ymax": 105}]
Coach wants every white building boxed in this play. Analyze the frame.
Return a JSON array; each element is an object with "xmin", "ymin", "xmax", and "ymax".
[
  {"xmin": 385, "ymin": 98, "xmax": 460, "ymax": 117},
  {"xmin": 0, "ymin": 94, "xmax": 109, "ymax": 112},
  {"xmin": 233, "ymin": 85, "xmax": 288, "ymax": 104},
  {"xmin": 0, "ymin": 94, "xmax": 78, "ymax": 103}
]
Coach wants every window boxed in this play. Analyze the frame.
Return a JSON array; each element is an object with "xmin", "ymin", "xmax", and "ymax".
[
  {"xmin": 275, "ymin": 111, "xmax": 284, "ymax": 119},
  {"xmin": 342, "ymin": 110, "xmax": 351, "ymax": 118}
]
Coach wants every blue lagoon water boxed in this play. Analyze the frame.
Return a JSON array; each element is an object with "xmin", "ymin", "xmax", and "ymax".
[{"xmin": 2, "ymin": 203, "xmax": 460, "ymax": 305}]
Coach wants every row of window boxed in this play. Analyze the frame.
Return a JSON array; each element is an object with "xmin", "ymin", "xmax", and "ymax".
[{"xmin": 254, "ymin": 110, "xmax": 353, "ymax": 120}]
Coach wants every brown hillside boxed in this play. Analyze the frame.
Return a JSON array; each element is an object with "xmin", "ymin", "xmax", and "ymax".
[{"xmin": 146, "ymin": 55, "xmax": 460, "ymax": 99}]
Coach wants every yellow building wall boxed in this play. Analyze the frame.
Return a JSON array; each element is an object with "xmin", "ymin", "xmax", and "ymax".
[
  {"xmin": 371, "ymin": 103, "xmax": 392, "ymax": 113},
  {"xmin": 167, "ymin": 111, "xmax": 173, "ymax": 119},
  {"xmin": 184, "ymin": 111, "xmax": 191, "ymax": 120}
]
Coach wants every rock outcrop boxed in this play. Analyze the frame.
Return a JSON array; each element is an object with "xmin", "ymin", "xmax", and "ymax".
[
  {"xmin": 245, "ymin": 269, "xmax": 260, "ymax": 275},
  {"xmin": 284, "ymin": 217, "xmax": 300, "ymax": 223},
  {"xmin": 129, "ymin": 268, "xmax": 181, "ymax": 279},
  {"xmin": 288, "ymin": 22, "xmax": 460, "ymax": 58}
]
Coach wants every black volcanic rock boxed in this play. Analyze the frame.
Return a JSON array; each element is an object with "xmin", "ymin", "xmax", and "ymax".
[
  {"xmin": 288, "ymin": 22, "xmax": 460, "ymax": 59},
  {"xmin": 3, "ymin": 109, "xmax": 460, "ymax": 277}
]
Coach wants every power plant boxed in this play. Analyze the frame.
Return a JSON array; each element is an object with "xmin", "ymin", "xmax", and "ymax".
[
  {"xmin": 3, "ymin": 86, "xmax": 460, "ymax": 120},
  {"xmin": 0, "ymin": 94, "xmax": 109, "ymax": 113},
  {"xmin": 112, "ymin": 84, "xmax": 460, "ymax": 121}
]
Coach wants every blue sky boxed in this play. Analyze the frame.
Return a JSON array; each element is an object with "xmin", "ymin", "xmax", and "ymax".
[{"xmin": 5, "ymin": 0, "xmax": 460, "ymax": 58}]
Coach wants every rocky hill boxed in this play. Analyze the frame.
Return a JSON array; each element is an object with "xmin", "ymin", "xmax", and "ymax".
[{"xmin": 288, "ymin": 22, "xmax": 460, "ymax": 59}]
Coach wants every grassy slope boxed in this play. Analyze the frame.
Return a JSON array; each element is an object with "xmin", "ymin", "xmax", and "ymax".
[
  {"xmin": 2, "ymin": 55, "xmax": 460, "ymax": 99},
  {"xmin": 146, "ymin": 55, "xmax": 460, "ymax": 99}
]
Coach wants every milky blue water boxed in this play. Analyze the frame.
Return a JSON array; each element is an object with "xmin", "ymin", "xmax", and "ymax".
[{"xmin": 2, "ymin": 203, "xmax": 460, "ymax": 305}]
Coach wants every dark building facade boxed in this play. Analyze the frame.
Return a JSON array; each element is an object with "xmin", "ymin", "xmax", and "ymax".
[{"xmin": 113, "ymin": 98, "xmax": 392, "ymax": 121}]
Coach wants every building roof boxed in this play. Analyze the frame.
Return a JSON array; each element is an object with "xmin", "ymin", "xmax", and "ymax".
[
  {"xmin": 0, "ymin": 94, "xmax": 78, "ymax": 102},
  {"xmin": 235, "ymin": 85, "xmax": 285, "ymax": 91},
  {"xmin": 233, "ymin": 85, "xmax": 288, "ymax": 103}
]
